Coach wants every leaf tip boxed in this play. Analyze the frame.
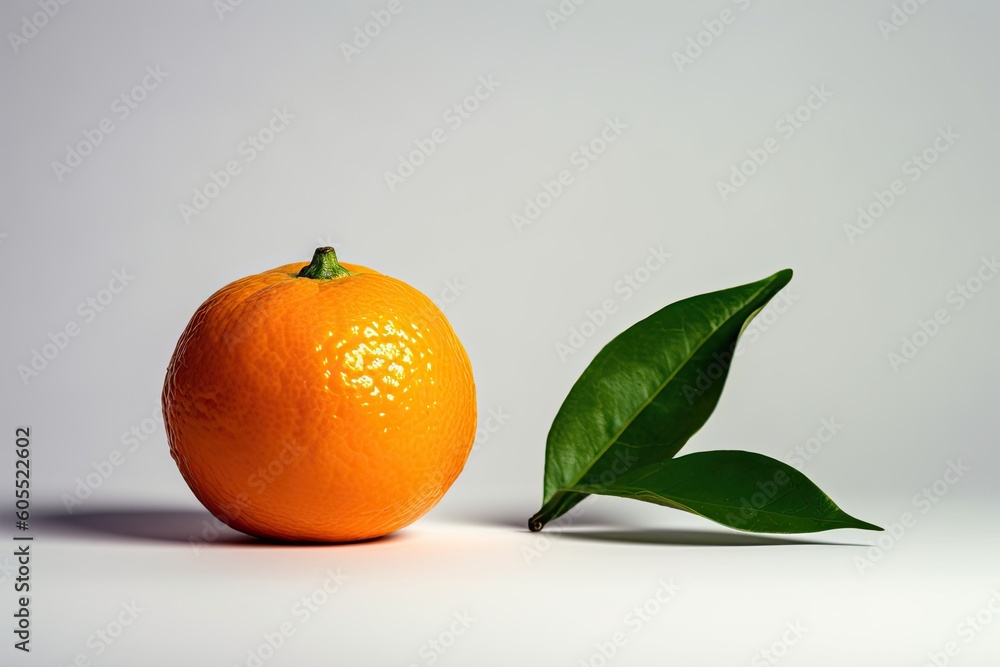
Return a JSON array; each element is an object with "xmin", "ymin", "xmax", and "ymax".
[
  {"xmin": 845, "ymin": 514, "xmax": 883, "ymax": 532},
  {"xmin": 772, "ymin": 267, "xmax": 794, "ymax": 287}
]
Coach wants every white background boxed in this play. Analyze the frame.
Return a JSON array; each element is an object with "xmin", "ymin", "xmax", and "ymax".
[{"xmin": 2, "ymin": 1, "xmax": 999, "ymax": 665}]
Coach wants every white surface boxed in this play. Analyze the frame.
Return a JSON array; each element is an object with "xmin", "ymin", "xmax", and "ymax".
[
  {"xmin": 22, "ymin": 498, "xmax": 1000, "ymax": 667},
  {"xmin": 3, "ymin": 1, "xmax": 1000, "ymax": 665}
]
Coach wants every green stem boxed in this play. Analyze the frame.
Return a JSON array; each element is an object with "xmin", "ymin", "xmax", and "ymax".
[
  {"xmin": 297, "ymin": 247, "xmax": 351, "ymax": 280},
  {"xmin": 528, "ymin": 490, "xmax": 588, "ymax": 532}
]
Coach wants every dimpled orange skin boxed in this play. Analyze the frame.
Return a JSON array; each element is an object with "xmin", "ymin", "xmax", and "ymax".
[{"xmin": 162, "ymin": 258, "xmax": 476, "ymax": 542}]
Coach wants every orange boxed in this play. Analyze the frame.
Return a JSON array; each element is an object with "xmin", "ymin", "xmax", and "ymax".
[{"xmin": 162, "ymin": 247, "xmax": 477, "ymax": 542}]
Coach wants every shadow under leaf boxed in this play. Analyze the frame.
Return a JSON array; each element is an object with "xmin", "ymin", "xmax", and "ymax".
[{"xmin": 554, "ymin": 528, "xmax": 867, "ymax": 547}]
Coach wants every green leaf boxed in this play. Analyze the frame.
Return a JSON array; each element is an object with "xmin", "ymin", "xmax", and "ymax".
[
  {"xmin": 530, "ymin": 269, "xmax": 794, "ymax": 531},
  {"xmin": 572, "ymin": 451, "xmax": 882, "ymax": 533}
]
